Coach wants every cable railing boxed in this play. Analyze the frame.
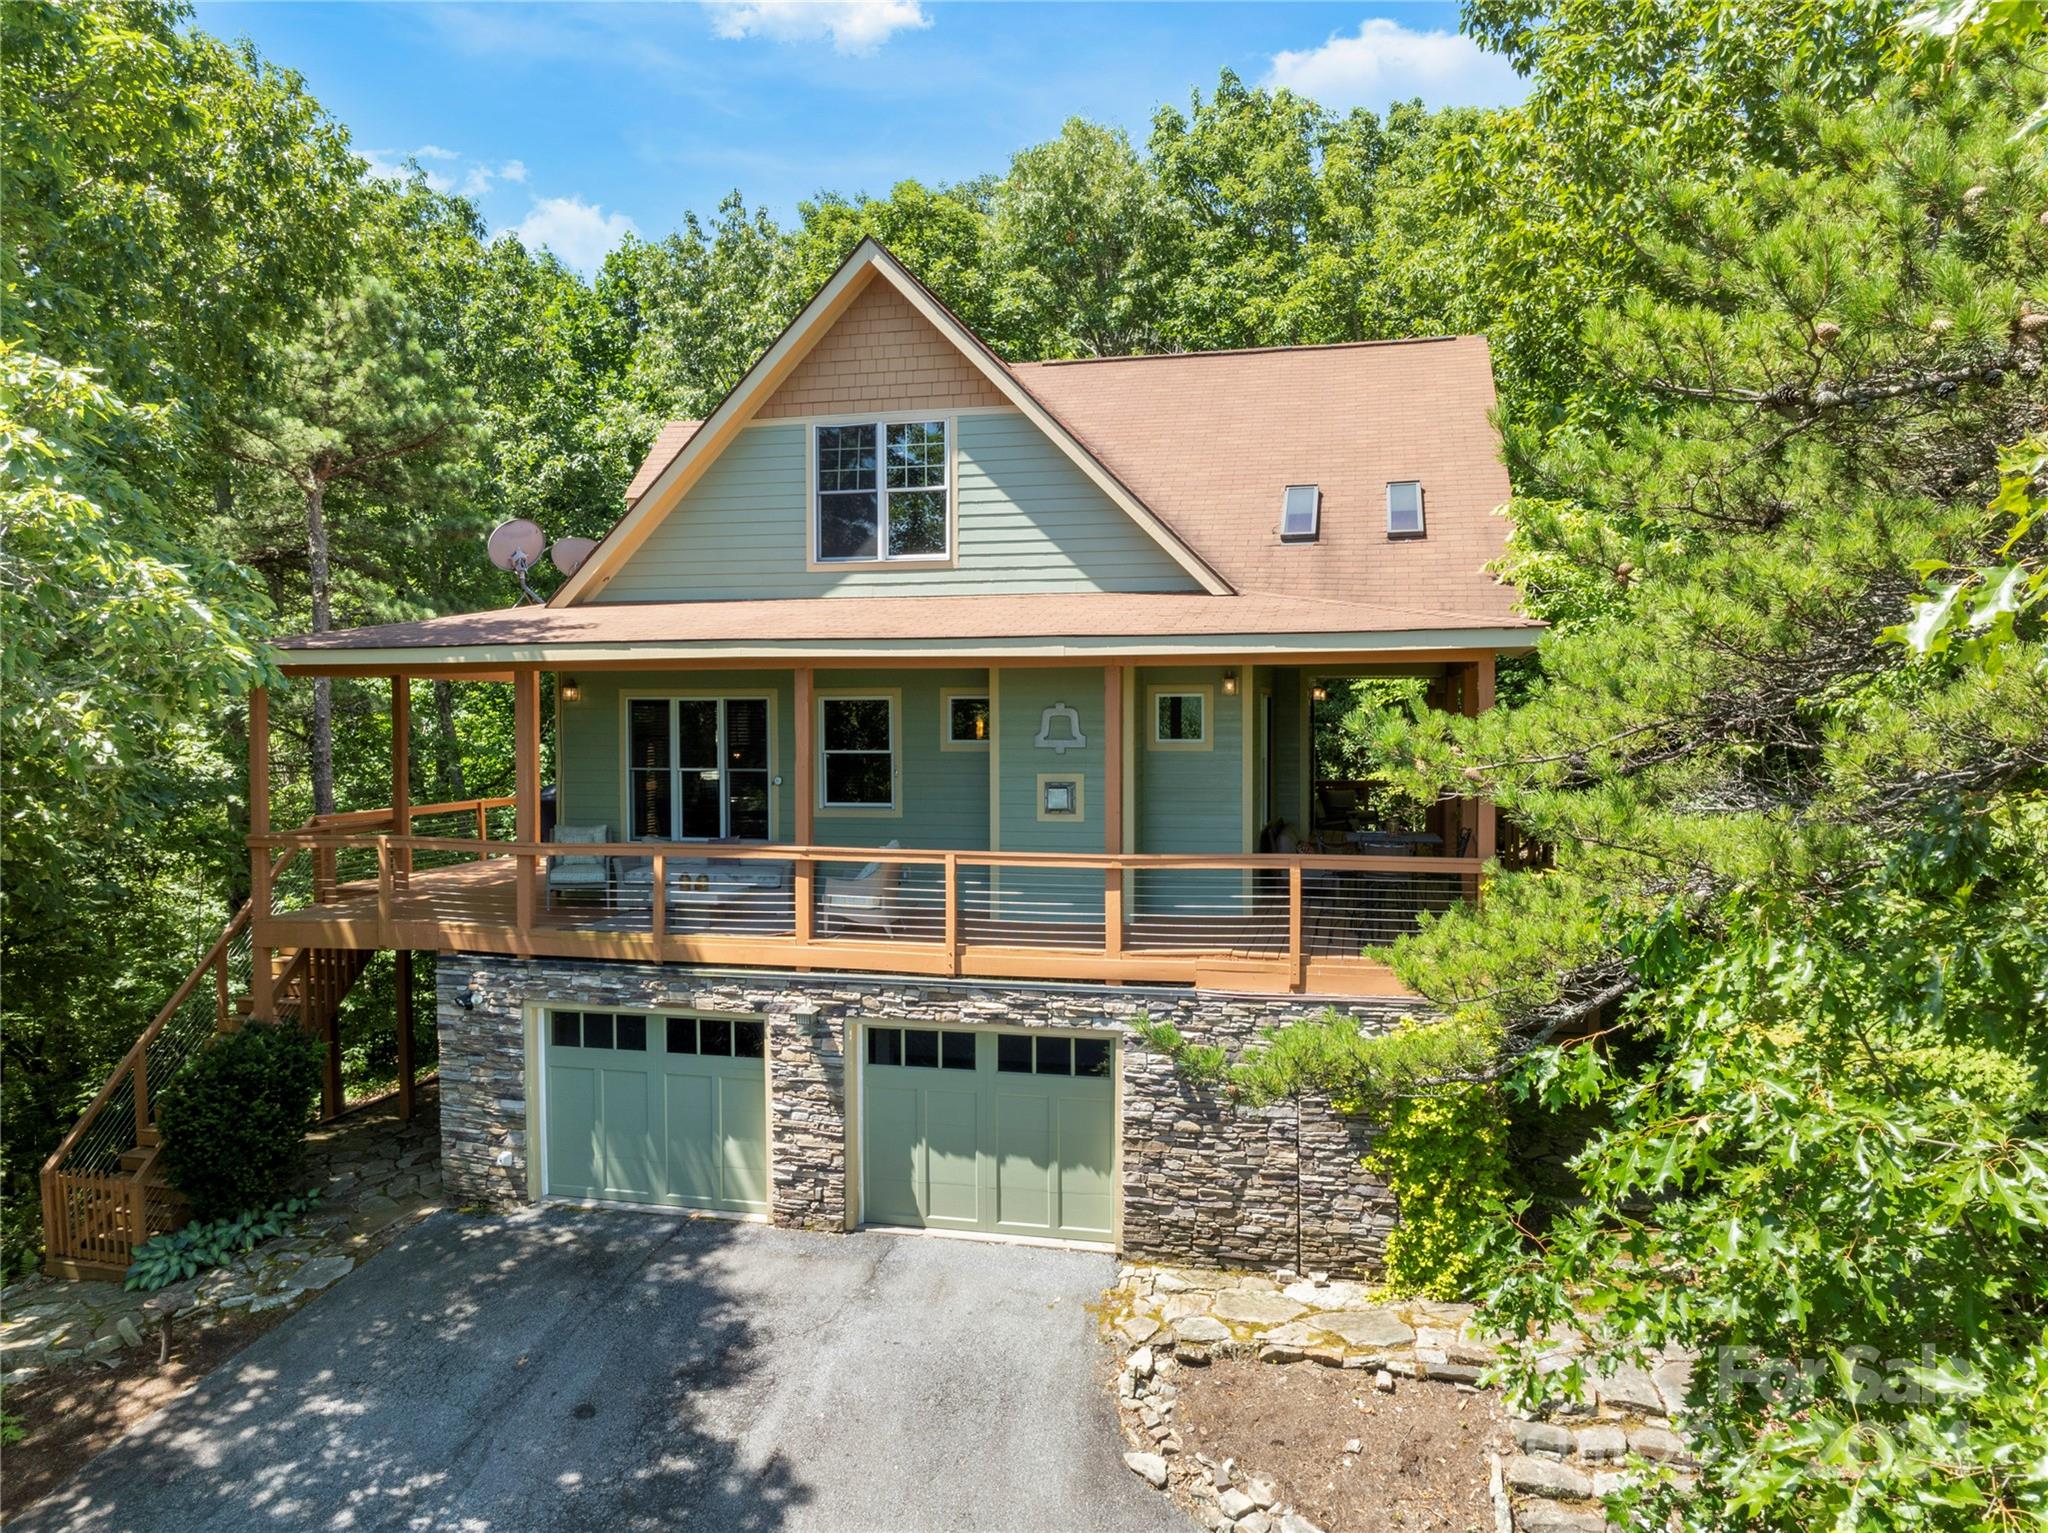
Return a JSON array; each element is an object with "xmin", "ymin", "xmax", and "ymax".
[{"xmin": 249, "ymin": 814, "xmax": 1484, "ymax": 995}]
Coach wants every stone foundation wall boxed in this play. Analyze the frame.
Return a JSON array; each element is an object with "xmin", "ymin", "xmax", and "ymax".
[{"xmin": 435, "ymin": 956, "xmax": 1426, "ymax": 1275}]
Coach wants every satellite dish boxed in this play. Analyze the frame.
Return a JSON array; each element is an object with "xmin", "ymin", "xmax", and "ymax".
[
  {"xmin": 550, "ymin": 536, "xmax": 599, "ymax": 576},
  {"xmin": 487, "ymin": 519, "xmax": 546, "ymax": 573}
]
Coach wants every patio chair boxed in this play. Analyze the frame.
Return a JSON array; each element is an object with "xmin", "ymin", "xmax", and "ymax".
[
  {"xmin": 544, "ymin": 823, "xmax": 612, "ymax": 910},
  {"xmin": 819, "ymin": 840, "xmax": 903, "ymax": 937}
]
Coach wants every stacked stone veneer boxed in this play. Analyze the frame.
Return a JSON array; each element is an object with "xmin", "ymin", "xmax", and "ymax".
[{"xmin": 436, "ymin": 956, "xmax": 1428, "ymax": 1275}]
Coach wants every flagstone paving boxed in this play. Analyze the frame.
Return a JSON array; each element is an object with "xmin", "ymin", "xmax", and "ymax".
[
  {"xmin": 1, "ymin": 1081, "xmax": 443, "ymax": 1379},
  {"xmin": 1102, "ymin": 1263, "xmax": 1700, "ymax": 1533}
]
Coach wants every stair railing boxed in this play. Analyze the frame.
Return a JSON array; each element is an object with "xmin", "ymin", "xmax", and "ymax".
[{"xmin": 41, "ymin": 903, "xmax": 254, "ymax": 1273}]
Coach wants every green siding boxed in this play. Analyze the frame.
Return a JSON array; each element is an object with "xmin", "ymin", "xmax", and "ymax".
[
  {"xmin": 596, "ymin": 414, "xmax": 1199, "ymax": 602},
  {"xmin": 995, "ymin": 667, "xmax": 1104, "ymax": 854},
  {"xmin": 1134, "ymin": 666, "xmax": 1246, "ymax": 854},
  {"xmin": 1269, "ymin": 666, "xmax": 1305, "ymax": 833},
  {"xmin": 554, "ymin": 667, "xmax": 989, "ymax": 859},
  {"xmin": 813, "ymin": 668, "xmax": 989, "ymax": 852},
  {"xmin": 556, "ymin": 670, "xmax": 797, "ymax": 841}
]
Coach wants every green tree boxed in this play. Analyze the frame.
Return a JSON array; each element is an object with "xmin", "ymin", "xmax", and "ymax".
[
  {"xmin": 1359, "ymin": 47, "xmax": 2048, "ymax": 1531},
  {"xmin": 228, "ymin": 278, "xmax": 471, "ymax": 813},
  {"xmin": 991, "ymin": 119, "xmax": 1176, "ymax": 357}
]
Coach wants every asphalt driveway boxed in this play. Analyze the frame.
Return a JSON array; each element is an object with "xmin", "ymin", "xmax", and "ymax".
[{"xmin": 18, "ymin": 1208, "xmax": 1186, "ymax": 1533}]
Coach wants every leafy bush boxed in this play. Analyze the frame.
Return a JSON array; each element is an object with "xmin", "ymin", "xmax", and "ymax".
[
  {"xmin": 123, "ymin": 1192, "xmax": 321, "ymax": 1292},
  {"xmin": 1365, "ymin": 1083, "xmax": 1511, "ymax": 1300},
  {"xmin": 156, "ymin": 1023, "xmax": 322, "ymax": 1221}
]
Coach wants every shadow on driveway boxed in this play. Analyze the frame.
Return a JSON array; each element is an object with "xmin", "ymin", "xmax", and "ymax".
[{"xmin": 18, "ymin": 1208, "xmax": 1185, "ymax": 1533}]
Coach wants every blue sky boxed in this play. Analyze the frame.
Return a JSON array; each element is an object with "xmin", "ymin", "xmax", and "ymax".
[{"xmin": 192, "ymin": 2, "xmax": 1525, "ymax": 273}]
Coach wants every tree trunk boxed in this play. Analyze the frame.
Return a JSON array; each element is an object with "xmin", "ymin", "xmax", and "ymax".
[
  {"xmin": 305, "ymin": 477, "xmax": 335, "ymax": 816},
  {"xmin": 433, "ymin": 679, "xmax": 465, "ymax": 799}
]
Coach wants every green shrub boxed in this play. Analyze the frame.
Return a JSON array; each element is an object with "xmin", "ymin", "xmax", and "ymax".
[
  {"xmin": 156, "ymin": 1022, "xmax": 322, "ymax": 1221},
  {"xmin": 123, "ymin": 1192, "xmax": 321, "ymax": 1291},
  {"xmin": 1366, "ymin": 1082, "xmax": 1511, "ymax": 1300}
]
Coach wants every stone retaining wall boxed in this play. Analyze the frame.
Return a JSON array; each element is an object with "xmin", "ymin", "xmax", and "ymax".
[{"xmin": 435, "ymin": 956, "xmax": 1426, "ymax": 1274}]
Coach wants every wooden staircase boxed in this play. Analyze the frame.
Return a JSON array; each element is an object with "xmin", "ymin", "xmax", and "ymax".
[{"xmin": 39, "ymin": 907, "xmax": 375, "ymax": 1280}]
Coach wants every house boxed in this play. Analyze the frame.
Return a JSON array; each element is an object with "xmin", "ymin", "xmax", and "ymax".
[{"xmin": 41, "ymin": 241, "xmax": 1537, "ymax": 1280}]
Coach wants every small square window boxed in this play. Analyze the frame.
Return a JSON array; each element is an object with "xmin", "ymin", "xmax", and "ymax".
[
  {"xmin": 1035, "ymin": 1036, "xmax": 1072, "ymax": 1076},
  {"xmin": 945, "ymin": 694, "xmax": 990, "ymax": 747},
  {"xmin": 904, "ymin": 1029, "xmax": 940, "ymax": 1069},
  {"xmin": 584, "ymin": 1013, "xmax": 614, "ymax": 1050},
  {"xmin": 667, "ymin": 1017, "xmax": 698, "ymax": 1054},
  {"xmin": 1154, "ymin": 692, "xmax": 1206, "ymax": 744},
  {"xmin": 1387, "ymin": 481, "xmax": 1425, "ymax": 538},
  {"xmin": 616, "ymin": 1015, "xmax": 647, "ymax": 1052},
  {"xmin": 701, "ymin": 1018, "xmax": 733, "ymax": 1056},
  {"xmin": 734, "ymin": 1020, "xmax": 765, "ymax": 1059},
  {"xmin": 1044, "ymin": 780, "xmax": 1074, "ymax": 815},
  {"xmin": 868, "ymin": 1027, "xmax": 902, "ymax": 1066},
  {"xmin": 996, "ymin": 1034, "xmax": 1032, "ymax": 1073},
  {"xmin": 941, "ymin": 1031, "xmax": 975, "ymax": 1070},
  {"xmin": 1074, "ymin": 1038, "xmax": 1112, "ymax": 1078},
  {"xmin": 551, "ymin": 1013, "xmax": 580, "ymax": 1049},
  {"xmin": 1280, "ymin": 484, "xmax": 1320, "ymax": 541}
]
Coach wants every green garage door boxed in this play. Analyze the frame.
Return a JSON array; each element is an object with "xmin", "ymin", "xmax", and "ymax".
[
  {"xmin": 543, "ymin": 1010, "xmax": 768, "ymax": 1215},
  {"xmin": 862, "ymin": 1026, "xmax": 1115, "ymax": 1242}
]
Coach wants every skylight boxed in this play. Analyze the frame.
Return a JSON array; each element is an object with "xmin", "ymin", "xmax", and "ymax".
[
  {"xmin": 1387, "ymin": 481, "xmax": 1425, "ymax": 538},
  {"xmin": 1280, "ymin": 484, "xmax": 1321, "ymax": 542}
]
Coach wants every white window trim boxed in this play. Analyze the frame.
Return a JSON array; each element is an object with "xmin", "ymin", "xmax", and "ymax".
[
  {"xmin": 621, "ymin": 690, "xmax": 780, "ymax": 842},
  {"xmin": 1387, "ymin": 480, "xmax": 1426, "ymax": 539},
  {"xmin": 808, "ymin": 416, "xmax": 956, "ymax": 569},
  {"xmin": 939, "ymin": 688, "xmax": 991, "ymax": 752},
  {"xmin": 1147, "ymin": 684, "xmax": 1214, "ymax": 752},
  {"xmin": 816, "ymin": 689, "xmax": 902, "ymax": 815}
]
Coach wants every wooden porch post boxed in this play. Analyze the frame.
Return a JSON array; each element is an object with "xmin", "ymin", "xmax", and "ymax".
[
  {"xmin": 793, "ymin": 666, "xmax": 814, "ymax": 947},
  {"xmin": 1102, "ymin": 665, "xmax": 1124, "ymax": 964},
  {"xmin": 248, "ymin": 685, "xmax": 277, "ymax": 1022},
  {"xmin": 391, "ymin": 673, "xmax": 411, "ymax": 882},
  {"xmin": 1470, "ymin": 654, "xmax": 1497, "ymax": 865},
  {"xmin": 395, "ymin": 948, "xmax": 414, "ymax": 1122},
  {"xmin": 514, "ymin": 668, "xmax": 541, "ymax": 941}
]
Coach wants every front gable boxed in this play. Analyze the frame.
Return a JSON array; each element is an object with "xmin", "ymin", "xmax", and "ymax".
[
  {"xmin": 754, "ymin": 278, "xmax": 1006, "ymax": 421},
  {"xmin": 557, "ymin": 241, "xmax": 1227, "ymax": 606}
]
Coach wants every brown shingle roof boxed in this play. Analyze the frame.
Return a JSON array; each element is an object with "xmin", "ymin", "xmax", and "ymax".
[
  {"xmin": 1006, "ymin": 336, "xmax": 1517, "ymax": 622},
  {"xmin": 624, "ymin": 420, "xmax": 700, "ymax": 503},
  {"xmin": 275, "ymin": 590, "xmax": 1536, "ymax": 660}
]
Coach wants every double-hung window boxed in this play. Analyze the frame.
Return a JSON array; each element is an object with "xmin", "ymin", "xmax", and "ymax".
[
  {"xmin": 627, "ymin": 697, "xmax": 771, "ymax": 840},
  {"xmin": 814, "ymin": 420, "xmax": 950, "ymax": 562},
  {"xmin": 818, "ymin": 695, "xmax": 896, "ymax": 809}
]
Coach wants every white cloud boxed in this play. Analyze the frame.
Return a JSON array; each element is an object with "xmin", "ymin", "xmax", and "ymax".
[
  {"xmin": 414, "ymin": 143, "xmax": 462, "ymax": 161},
  {"xmin": 500, "ymin": 159, "xmax": 529, "ymax": 185},
  {"xmin": 361, "ymin": 148, "xmax": 454, "ymax": 192},
  {"xmin": 704, "ymin": 0, "xmax": 930, "ymax": 55},
  {"xmin": 1265, "ymin": 18, "xmax": 1525, "ymax": 112},
  {"xmin": 509, "ymin": 196, "xmax": 639, "ymax": 273}
]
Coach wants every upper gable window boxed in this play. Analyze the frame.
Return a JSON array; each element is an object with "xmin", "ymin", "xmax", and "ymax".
[
  {"xmin": 814, "ymin": 420, "xmax": 950, "ymax": 563},
  {"xmin": 1387, "ymin": 480, "xmax": 1425, "ymax": 539},
  {"xmin": 1280, "ymin": 484, "xmax": 1320, "ymax": 542}
]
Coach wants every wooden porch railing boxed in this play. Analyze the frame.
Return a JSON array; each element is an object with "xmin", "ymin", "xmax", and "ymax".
[{"xmin": 252, "ymin": 823, "xmax": 1483, "ymax": 997}]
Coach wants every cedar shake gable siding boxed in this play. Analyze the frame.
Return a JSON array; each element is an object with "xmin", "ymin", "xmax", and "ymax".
[{"xmin": 754, "ymin": 278, "xmax": 1007, "ymax": 421}]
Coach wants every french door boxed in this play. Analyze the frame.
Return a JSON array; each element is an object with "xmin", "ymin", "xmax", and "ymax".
[{"xmin": 627, "ymin": 697, "xmax": 771, "ymax": 841}]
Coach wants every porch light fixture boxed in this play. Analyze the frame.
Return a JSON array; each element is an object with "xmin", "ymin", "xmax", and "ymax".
[
  {"xmin": 560, "ymin": 677, "xmax": 581, "ymax": 704},
  {"xmin": 456, "ymin": 987, "xmax": 477, "ymax": 1011},
  {"xmin": 1221, "ymin": 669, "xmax": 1238, "ymax": 696},
  {"xmin": 1311, "ymin": 683, "xmax": 1329, "ymax": 702}
]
